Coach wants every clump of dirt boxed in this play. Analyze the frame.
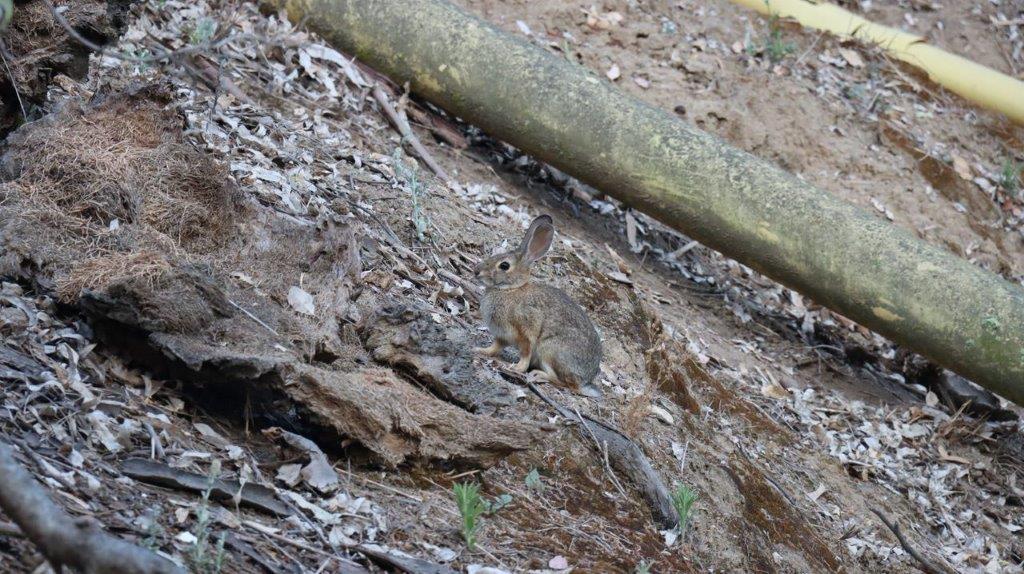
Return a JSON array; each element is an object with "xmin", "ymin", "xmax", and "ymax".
[{"xmin": 0, "ymin": 85, "xmax": 238, "ymax": 300}]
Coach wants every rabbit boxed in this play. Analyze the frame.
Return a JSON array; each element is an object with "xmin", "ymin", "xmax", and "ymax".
[{"xmin": 474, "ymin": 214, "xmax": 603, "ymax": 396}]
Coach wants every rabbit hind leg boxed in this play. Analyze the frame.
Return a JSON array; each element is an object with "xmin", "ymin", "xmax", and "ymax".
[{"xmin": 474, "ymin": 340, "xmax": 504, "ymax": 356}]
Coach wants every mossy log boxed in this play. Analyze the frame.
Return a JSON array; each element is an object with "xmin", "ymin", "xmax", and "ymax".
[{"xmin": 263, "ymin": 0, "xmax": 1024, "ymax": 403}]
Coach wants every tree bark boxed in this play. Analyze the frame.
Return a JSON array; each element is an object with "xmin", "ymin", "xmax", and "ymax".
[{"xmin": 262, "ymin": 0, "xmax": 1024, "ymax": 404}]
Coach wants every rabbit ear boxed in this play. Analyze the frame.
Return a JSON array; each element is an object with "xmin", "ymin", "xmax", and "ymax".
[{"xmin": 519, "ymin": 215, "xmax": 554, "ymax": 264}]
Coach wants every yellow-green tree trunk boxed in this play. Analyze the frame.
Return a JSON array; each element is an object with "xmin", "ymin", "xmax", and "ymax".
[{"xmin": 263, "ymin": 0, "xmax": 1024, "ymax": 403}]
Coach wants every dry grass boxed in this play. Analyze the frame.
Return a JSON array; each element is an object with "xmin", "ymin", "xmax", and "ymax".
[
  {"xmin": 58, "ymin": 250, "xmax": 174, "ymax": 302},
  {"xmin": 1, "ymin": 92, "xmax": 237, "ymax": 300}
]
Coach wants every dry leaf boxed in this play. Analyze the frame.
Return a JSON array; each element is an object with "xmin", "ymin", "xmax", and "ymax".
[
  {"xmin": 549, "ymin": 556, "xmax": 570, "ymax": 569},
  {"xmin": 633, "ymin": 76, "xmax": 651, "ymax": 89},
  {"xmin": 606, "ymin": 64, "xmax": 621, "ymax": 81},
  {"xmin": 605, "ymin": 244, "xmax": 632, "ymax": 275},
  {"xmin": 277, "ymin": 463, "xmax": 303, "ymax": 487},
  {"xmin": 761, "ymin": 382, "xmax": 790, "ymax": 400},
  {"xmin": 650, "ymin": 405, "xmax": 675, "ymax": 425},
  {"xmin": 606, "ymin": 271, "xmax": 633, "ymax": 285},
  {"xmin": 806, "ymin": 484, "xmax": 827, "ymax": 501},
  {"xmin": 288, "ymin": 286, "xmax": 316, "ymax": 316},
  {"xmin": 838, "ymin": 48, "xmax": 865, "ymax": 68},
  {"xmin": 951, "ymin": 154, "xmax": 972, "ymax": 180},
  {"xmin": 938, "ymin": 445, "xmax": 970, "ymax": 465}
]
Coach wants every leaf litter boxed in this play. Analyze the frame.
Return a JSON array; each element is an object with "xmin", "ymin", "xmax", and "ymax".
[{"xmin": 0, "ymin": 0, "xmax": 1021, "ymax": 572}]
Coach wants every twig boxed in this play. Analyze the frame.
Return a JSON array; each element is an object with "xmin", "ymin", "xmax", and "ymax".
[
  {"xmin": 371, "ymin": 84, "xmax": 462, "ymax": 192},
  {"xmin": 14, "ymin": 440, "xmax": 74, "ymax": 491},
  {"xmin": 0, "ymin": 40, "xmax": 25, "ymax": 121},
  {"xmin": 869, "ymin": 508, "xmax": 955, "ymax": 574},
  {"xmin": 666, "ymin": 240, "xmax": 700, "ymax": 261},
  {"xmin": 243, "ymin": 522, "xmax": 334, "ymax": 558},
  {"xmin": 501, "ymin": 369, "xmax": 678, "ymax": 528},
  {"xmin": 227, "ymin": 299, "xmax": 281, "ymax": 337},
  {"xmin": 573, "ymin": 406, "xmax": 629, "ymax": 498},
  {"xmin": 794, "ymin": 31, "xmax": 826, "ymax": 67},
  {"xmin": 0, "ymin": 441, "xmax": 183, "ymax": 573},
  {"xmin": 333, "ymin": 466, "xmax": 424, "ymax": 503},
  {"xmin": 0, "ymin": 521, "xmax": 23, "ymax": 538},
  {"xmin": 143, "ymin": 421, "xmax": 166, "ymax": 460},
  {"xmin": 122, "ymin": 458, "xmax": 290, "ymax": 516}
]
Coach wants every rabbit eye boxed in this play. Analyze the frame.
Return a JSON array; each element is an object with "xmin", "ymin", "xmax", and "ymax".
[{"xmin": 498, "ymin": 261, "xmax": 511, "ymax": 271}]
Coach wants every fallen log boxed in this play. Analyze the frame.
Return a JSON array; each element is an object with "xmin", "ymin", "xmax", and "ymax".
[
  {"xmin": 0, "ymin": 441, "xmax": 184, "ymax": 574},
  {"xmin": 263, "ymin": 0, "xmax": 1024, "ymax": 404}
]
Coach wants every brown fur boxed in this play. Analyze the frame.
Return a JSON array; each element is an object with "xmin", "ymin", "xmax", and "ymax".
[{"xmin": 475, "ymin": 216, "xmax": 602, "ymax": 391}]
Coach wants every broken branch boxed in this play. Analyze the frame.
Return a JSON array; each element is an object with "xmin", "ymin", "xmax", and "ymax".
[
  {"xmin": 870, "ymin": 508, "xmax": 955, "ymax": 574},
  {"xmin": 0, "ymin": 441, "xmax": 184, "ymax": 574},
  {"xmin": 509, "ymin": 371, "xmax": 678, "ymax": 529},
  {"xmin": 371, "ymin": 84, "xmax": 461, "ymax": 192}
]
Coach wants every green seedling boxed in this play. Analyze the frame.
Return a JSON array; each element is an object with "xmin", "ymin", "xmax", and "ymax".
[
  {"xmin": 671, "ymin": 483, "xmax": 698, "ymax": 535},
  {"xmin": 188, "ymin": 468, "xmax": 227, "ymax": 574},
  {"xmin": 999, "ymin": 158, "xmax": 1021, "ymax": 197},
  {"xmin": 453, "ymin": 481, "xmax": 487, "ymax": 550}
]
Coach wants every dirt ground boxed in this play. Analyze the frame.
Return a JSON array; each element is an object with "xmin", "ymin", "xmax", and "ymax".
[{"xmin": 0, "ymin": 0, "xmax": 1023, "ymax": 573}]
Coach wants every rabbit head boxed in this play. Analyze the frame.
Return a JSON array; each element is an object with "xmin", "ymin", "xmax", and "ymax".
[{"xmin": 474, "ymin": 215, "xmax": 554, "ymax": 290}]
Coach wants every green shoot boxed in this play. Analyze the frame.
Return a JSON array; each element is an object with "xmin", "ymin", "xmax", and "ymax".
[
  {"xmin": 188, "ymin": 466, "xmax": 227, "ymax": 574},
  {"xmin": 671, "ymin": 484, "xmax": 698, "ymax": 535},
  {"xmin": 999, "ymin": 158, "xmax": 1021, "ymax": 197},
  {"xmin": 453, "ymin": 482, "xmax": 486, "ymax": 550}
]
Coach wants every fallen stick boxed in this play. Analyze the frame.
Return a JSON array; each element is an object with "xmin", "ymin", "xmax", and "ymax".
[
  {"xmin": 0, "ymin": 441, "xmax": 184, "ymax": 574},
  {"xmin": 122, "ymin": 458, "xmax": 291, "ymax": 516},
  {"xmin": 371, "ymin": 84, "xmax": 462, "ymax": 192},
  {"xmin": 0, "ymin": 521, "xmax": 23, "ymax": 537},
  {"xmin": 500, "ymin": 368, "xmax": 678, "ymax": 529},
  {"xmin": 869, "ymin": 508, "xmax": 955, "ymax": 574},
  {"xmin": 355, "ymin": 543, "xmax": 456, "ymax": 574}
]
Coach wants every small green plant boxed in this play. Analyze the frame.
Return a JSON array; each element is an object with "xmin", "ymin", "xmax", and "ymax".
[
  {"xmin": 188, "ymin": 468, "xmax": 227, "ymax": 574},
  {"xmin": 763, "ymin": 16, "xmax": 795, "ymax": 63},
  {"xmin": 999, "ymin": 158, "xmax": 1021, "ymax": 197},
  {"xmin": 525, "ymin": 468, "xmax": 544, "ymax": 494},
  {"xmin": 635, "ymin": 561, "xmax": 653, "ymax": 574},
  {"xmin": 748, "ymin": 2, "xmax": 795, "ymax": 63},
  {"xmin": 393, "ymin": 150, "xmax": 430, "ymax": 242},
  {"xmin": 485, "ymin": 493, "xmax": 514, "ymax": 514},
  {"xmin": 453, "ymin": 482, "xmax": 487, "ymax": 550},
  {"xmin": 189, "ymin": 18, "xmax": 218, "ymax": 45},
  {"xmin": 671, "ymin": 484, "xmax": 698, "ymax": 534},
  {"xmin": 453, "ymin": 482, "xmax": 513, "ymax": 550}
]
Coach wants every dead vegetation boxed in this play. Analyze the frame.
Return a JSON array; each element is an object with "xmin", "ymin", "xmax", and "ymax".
[{"xmin": 0, "ymin": 0, "xmax": 1021, "ymax": 572}]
